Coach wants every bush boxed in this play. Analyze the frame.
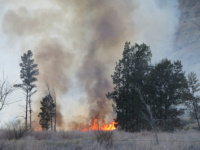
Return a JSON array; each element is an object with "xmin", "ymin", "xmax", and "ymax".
[
  {"xmin": 94, "ymin": 130, "xmax": 113, "ymax": 147},
  {"xmin": 0, "ymin": 140, "xmax": 7, "ymax": 150},
  {"xmin": 3, "ymin": 120, "xmax": 30, "ymax": 140},
  {"xmin": 32, "ymin": 130, "xmax": 53, "ymax": 140}
]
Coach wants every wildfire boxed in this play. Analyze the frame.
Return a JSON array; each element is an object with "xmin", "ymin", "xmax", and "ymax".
[{"xmin": 82, "ymin": 117, "xmax": 117, "ymax": 132}]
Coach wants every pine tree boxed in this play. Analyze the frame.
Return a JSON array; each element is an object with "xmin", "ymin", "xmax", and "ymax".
[
  {"xmin": 186, "ymin": 72, "xmax": 200, "ymax": 129},
  {"xmin": 145, "ymin": 59, "xmax": 188, "ymax": 131},
  {"xmin": 38, "ymin": 94, "xmax": 55, "ymax": 130},
  {"xmin": 107, "ymin": 42, "xmax": 152, "ymax": 131},
  {"xmin": 14, "ymin": 50, "xmax": 39, "ymax": 129}
]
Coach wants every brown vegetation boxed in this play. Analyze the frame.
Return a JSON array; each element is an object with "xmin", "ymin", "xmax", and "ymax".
[{"xmin": 0, "ymin": 129, "xmax": 200, "ymax": 150}]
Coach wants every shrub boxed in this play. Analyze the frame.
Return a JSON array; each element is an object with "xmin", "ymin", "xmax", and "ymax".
[
  {"xmin": 3, "ymin": 120, "xmax": 30, "ymax": 140},
  {"xmin": 0, "ymin": 140, "xmax": 7, "ymax": 150},
  {"xmin": 32, "ymin": 130, "xmax": 53, "ymax": 140},
  {"xmin": 93, "ymin": 130, "xmax": 113, "ymax": 147}
]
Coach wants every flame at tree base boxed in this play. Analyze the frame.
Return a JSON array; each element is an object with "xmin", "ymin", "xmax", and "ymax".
[{"xmin": 82, "ymin": 117, "xmax": 117, "ymax": 132}]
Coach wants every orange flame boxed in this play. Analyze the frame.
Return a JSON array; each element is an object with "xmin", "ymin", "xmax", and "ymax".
[{"xmin": 82, "ymin": 117, "xmax": 117, "ymax": 132}]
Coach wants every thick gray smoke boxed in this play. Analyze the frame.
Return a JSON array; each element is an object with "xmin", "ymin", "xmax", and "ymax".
[
  {"xmin": 66, "ymin": 0, "xmax": 136, "ymax": 122},
  {"xmin": 0, "ymin": 0, "xmax": 180, "ymax": 129}
]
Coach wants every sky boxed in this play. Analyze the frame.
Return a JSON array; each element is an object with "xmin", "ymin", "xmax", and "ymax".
[{"xmin": 0, "ymin": 0, "xmax": 196, "ymax": 129}]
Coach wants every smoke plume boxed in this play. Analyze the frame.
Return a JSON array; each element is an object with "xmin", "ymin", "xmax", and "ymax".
[
  {"xmin": 0, "ymin": 0, "xmax": 180, "ymax": 129},
  {"xmin": 67, "ymin": 0, "xmax": 136, "ymax": 122}
]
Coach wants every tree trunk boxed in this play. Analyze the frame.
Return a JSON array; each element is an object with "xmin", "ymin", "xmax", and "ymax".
[
  {"xmin": 196, "ymin": 117, "xmax": 200, "ymax": 129},
  {"xmin": 133, "ymin": 85, "xmax": 159, "ymax": 144},
  {"xmin": 193, "ymin": 102, "xmax": 200, "ymax": 129},
  {"xmin": 151, "ymin": 121, "xmax": 159, "ymax": 145},
  {"xmin": 25, "ymin": 90, "xmax": 28, "ymax": 130},
  {"xmin": 54, "ymin": 98, "xmax": 56, "ymax": 132},
  {"xmin": 29, "ymin": 95, "xmax": 32, "ymax": 129},
  {"xmin": 51, "ymin": 113, "xmax": 53, "ymax": 131}
]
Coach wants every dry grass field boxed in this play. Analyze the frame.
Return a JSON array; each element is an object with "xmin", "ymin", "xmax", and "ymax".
[{"xmin": 0, "ymin": 129, "xmax": 200, "ymax": 150}]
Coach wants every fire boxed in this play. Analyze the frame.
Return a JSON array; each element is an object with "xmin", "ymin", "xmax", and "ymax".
[
  {"xmin": 34, "ymin": 128, "xmax": 38, "ymax": 132},
  {"xmin": 82, "ymin": 117, "xmax": 117, "ymax": 132}
]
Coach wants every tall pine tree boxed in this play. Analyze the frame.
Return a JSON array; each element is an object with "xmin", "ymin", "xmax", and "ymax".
[{"xmin": 14, "ymin": 50, "xmax": 39, "ymax": 129}]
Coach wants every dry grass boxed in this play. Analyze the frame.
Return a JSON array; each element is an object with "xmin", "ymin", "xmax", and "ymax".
[
  {"xmin": 0, "ymin": 129, "xmax": 200, "ymax": 150},
  {"xmin": 94, "ymin": 130, "xmax": 113, "ymax": 147},
  {"xmin": 2, "ymin": 120, "xmax": 31, "ymax": 140}
]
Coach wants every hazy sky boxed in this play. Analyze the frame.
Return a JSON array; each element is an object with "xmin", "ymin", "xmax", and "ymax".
[{"xmin": 0, "ymin": 0, "xmax": 193, "ymax": 129}]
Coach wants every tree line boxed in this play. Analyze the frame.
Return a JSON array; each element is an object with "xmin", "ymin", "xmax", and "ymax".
[{"xmin": 107, "ymin": 42, "xmax": 200, "ymax": 132}]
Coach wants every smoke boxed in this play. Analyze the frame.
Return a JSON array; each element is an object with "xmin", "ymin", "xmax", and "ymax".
[
  {"xmin": 171, "ymin": 0, "xmax": 200, "ymax": 79},
  {"xmin": 0, "ymin": 0, "xmax": 180, "ymax": 129},
  {"xmin": 133, "ymin": 0, "xmax": 180, "ymax": 62},
  {"xmin": 66, "ymin": 0, "xmax": 136, "ymax": 122},
  {"xmin": 2, "ymin": 5, "xmax": 71, "ymax": 127},
  {"xmin": 35, "ymin": 39, "xmax": 73, "ymax": 94}
]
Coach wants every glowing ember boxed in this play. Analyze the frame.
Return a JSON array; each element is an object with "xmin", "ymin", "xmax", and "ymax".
[{"xmin": 82, "ymin": 117, "xmax": 117, "ymax": 132}]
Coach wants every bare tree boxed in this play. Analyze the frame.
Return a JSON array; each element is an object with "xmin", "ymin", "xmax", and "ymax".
[
  {"xmin": 133, "ymin": 85, "xmax": 159, "ymax": 145},
  {"xmin": 0, "ymin": 76, "xmax": 15, "ymax": 112},
  {"xmin": 0, "ymin": 140, "xmax": 7, "ymax": 150},
  {"xmin": 53, "ymin": 90, "xmax": 57, "ymax": 132},
  {"xmin": 186, "ymin": 72, "xmax": 200, "ymax": 129}
]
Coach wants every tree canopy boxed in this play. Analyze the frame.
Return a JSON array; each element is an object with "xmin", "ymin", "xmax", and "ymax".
[
  {"xmin": 107, "ymin": 42, "xmax": 189, "ymax": 131},
  {"xmin": 38, "ymin": 94, "xmax": 55, "ymax": 130},
  {"xmin": 107, "ymin": 42, "xmax": 152, "ymax": 131},
  {"xmin": 145, "ymin": 59, "xmax": 188, "ymax": 131}
]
